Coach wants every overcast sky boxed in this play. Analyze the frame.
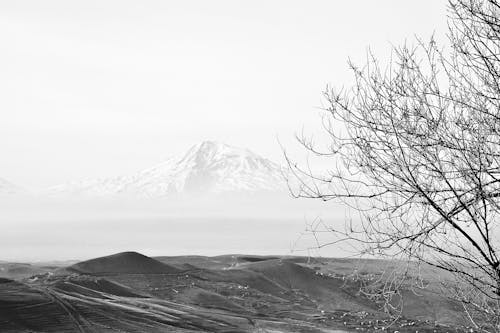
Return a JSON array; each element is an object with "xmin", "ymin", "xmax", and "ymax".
[{"xmin": 0, "ymin": 0, "xmax": 448, "ymax": 189}]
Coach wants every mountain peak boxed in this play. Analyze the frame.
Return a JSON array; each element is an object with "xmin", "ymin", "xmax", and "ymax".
[
  {"xmin": 180, "ymin": 141, "xmax": 259, "ymax": 168},
  {"xmin": 46, "ymin": 142, "xmax": 286, "ymax": 198},
  {"xmin": 188, "ymin": 141, "xmax": 253, "ymax": 156},
  {"xmin": 186, "ymin": 140, "xmax": 236, "ymax": 159},
  {"xmin": 197, "ymin": 140, "xmax": 226, "ymax": 150}
]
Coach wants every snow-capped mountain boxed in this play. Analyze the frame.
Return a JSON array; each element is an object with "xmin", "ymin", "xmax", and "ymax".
[
  {"xmin": 0, "ymin": 178, "xmax": 24, "ymax": 195},
  {"xmin": 46, "ymin": 141, "xmax": 286, "ymax": 198}
]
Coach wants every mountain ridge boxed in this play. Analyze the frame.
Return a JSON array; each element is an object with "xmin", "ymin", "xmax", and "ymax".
[
  {"xmin": 44, "ymin": 141, "xmax": 286, "ymax": 198},
  {"xmin": 0, "ymin": 178, "xmax": 24, "ymax": 195}
]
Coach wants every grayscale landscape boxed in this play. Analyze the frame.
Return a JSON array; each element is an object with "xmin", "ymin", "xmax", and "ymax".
[
  {"xmin": 0, "ymin": 252, "xmax": 471, "ymax": 332},
  {"xmin": 0, "ymin": 141, "xmax": 485, "ymax": 332},
  {"xmin": 2, "ymin": 0, "xmax": 500, "ymax": 332}
]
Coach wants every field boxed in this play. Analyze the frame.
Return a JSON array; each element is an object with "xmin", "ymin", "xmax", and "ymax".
[{"xmin": 0, "ymin": 252, "xmax": 476, "ymax": 332}]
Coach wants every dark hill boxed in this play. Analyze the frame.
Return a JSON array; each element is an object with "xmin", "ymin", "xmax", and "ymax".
[
  {"xmin": 68, "ymin": 251, "xmax": 180, "ymax": 275},
  {"xmin": 238, "ymin": 259, "xmax": 378, "ymax": 312},
  {"xmin": 0, "ymin": 277, "xmax": 13, "ymax": 284}
]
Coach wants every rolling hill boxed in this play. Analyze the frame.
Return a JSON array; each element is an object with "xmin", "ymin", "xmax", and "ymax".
[
  {"xmin": 67, "ymin": 251, "xmax": 181, "ymax": 275},
  {"xmin": 0, "ymin": 252, "xmax": 482, "ymax": 332}
]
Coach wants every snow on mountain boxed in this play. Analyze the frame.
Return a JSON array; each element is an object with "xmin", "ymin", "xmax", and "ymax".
[
  {"xmin": 0, "ymin": 178, "xmax": 24, "ymax": 195},
  {"xmin": 46, "ymin": 141, "xmax": 286, "ymax": 198}
]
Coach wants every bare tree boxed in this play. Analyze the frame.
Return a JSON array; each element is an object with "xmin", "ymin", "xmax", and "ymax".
[{"xmin": 287, "ymin": 0, "xmax": 500, "ymax": 330}]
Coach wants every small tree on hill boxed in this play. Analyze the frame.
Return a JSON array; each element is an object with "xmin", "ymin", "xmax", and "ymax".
[{"xmin": 287, "ymin": 0, "xmax": 500, "ymax": 330}]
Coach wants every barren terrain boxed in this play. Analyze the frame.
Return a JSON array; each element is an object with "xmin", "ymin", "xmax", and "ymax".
[{"xmin": 0, "ymin": 252, "xmax": 474, "ymax": 332}]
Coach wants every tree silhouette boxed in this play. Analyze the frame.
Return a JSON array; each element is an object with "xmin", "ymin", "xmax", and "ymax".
[{"xmin": 287, "ymin": 0, "xmax": 500, "ymax": 330}]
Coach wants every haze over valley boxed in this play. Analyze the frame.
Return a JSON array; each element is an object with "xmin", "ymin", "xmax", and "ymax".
[{"xmin": 1, "ymin": 141, "xmax": 343, "ymax": 262}]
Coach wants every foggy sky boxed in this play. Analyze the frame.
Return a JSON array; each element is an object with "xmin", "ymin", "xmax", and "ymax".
[{"xmin": 0, "ymin": 0, "xmax": 448, "ymax": 189}]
